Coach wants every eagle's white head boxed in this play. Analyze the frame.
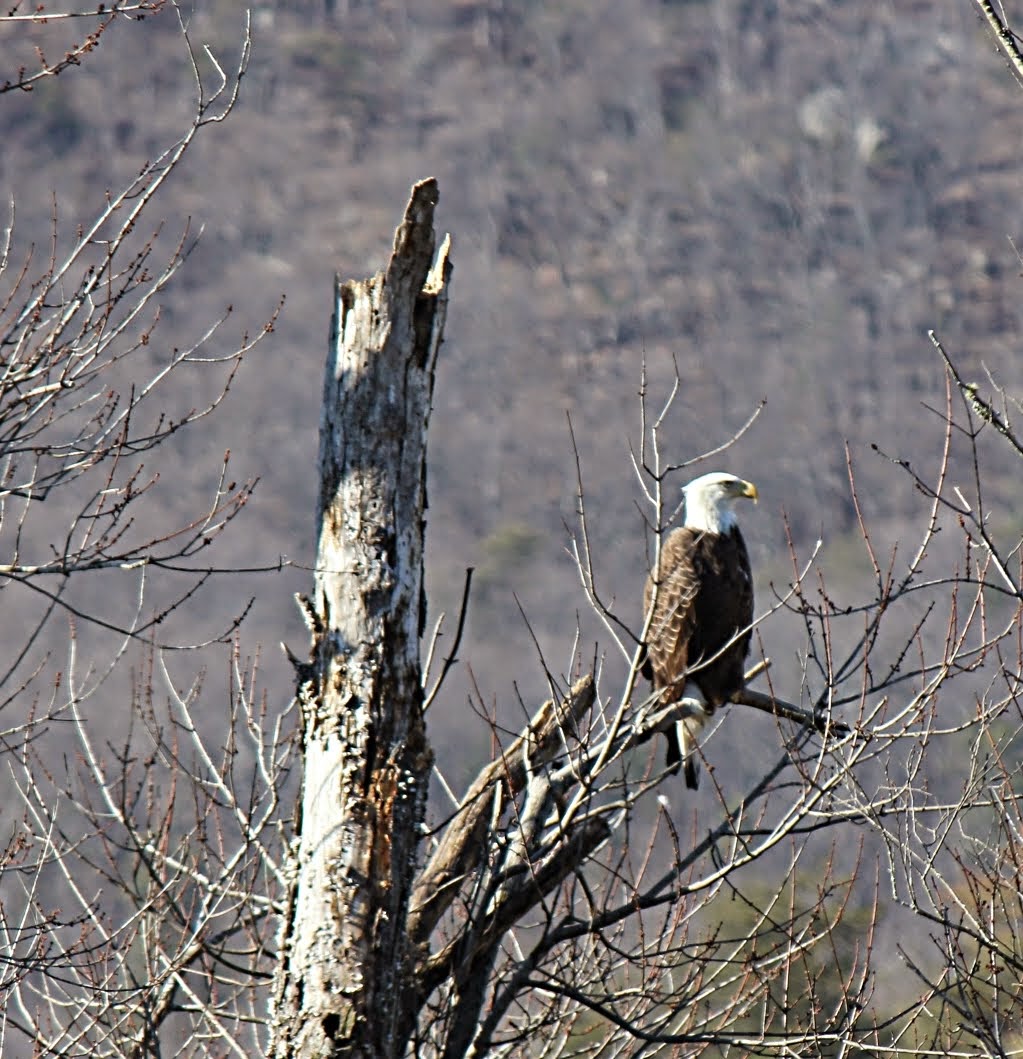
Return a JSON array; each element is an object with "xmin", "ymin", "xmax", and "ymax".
[{"xmin": 683, "ymin": 472, "xmax": 758, "ymax": 534}]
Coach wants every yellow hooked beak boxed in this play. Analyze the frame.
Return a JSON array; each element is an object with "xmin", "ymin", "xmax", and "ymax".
[{"xmin": 739, "ymin": 480, "xmax": 758, "ymax": 503}]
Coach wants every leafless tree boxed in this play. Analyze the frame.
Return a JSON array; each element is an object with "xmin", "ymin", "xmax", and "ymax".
[{"xmin": 0, "ymin": 5, "xmax": 286, "ymax": 1056}]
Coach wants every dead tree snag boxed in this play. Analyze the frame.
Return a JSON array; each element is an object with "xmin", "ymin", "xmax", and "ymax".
[{"xmin": 271, "ymin": 179, "xmax": 452, "ymax": 1059}]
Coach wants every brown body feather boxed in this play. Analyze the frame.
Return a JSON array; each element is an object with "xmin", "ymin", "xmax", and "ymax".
[{"xmin": 642, "ymin": 525, "xmax": 753, "ymax": 787}]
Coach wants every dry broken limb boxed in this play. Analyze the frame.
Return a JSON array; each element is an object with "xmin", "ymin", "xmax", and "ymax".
[{"xmin": 409, "ymin": 675, "xmax": 597, "ymax": 948}]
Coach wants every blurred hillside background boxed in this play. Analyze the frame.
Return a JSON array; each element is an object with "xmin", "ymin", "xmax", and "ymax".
[{"xmin": 3, "ymin": 0, "xmax": 1023, "ymax": 792}]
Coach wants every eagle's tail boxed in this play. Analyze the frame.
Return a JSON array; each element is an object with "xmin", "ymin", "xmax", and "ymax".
[
  {"xmin": 682, "ymin": 735, "xmax": 700, "ymax": 790},
  {"xmin": 664, "ymin": 725, "xmax": 682, "ymax": 773},
  {"xmin": 675, "ymin": 708, "xmax": 709, "ymax": 790}
]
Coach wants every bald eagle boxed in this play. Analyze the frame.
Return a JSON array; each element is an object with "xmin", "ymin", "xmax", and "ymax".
[{"xmin": 641, "ymin": 472, "xmax": 757, "ymax": 789}]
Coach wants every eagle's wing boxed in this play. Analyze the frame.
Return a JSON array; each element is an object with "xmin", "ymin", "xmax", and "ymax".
[
  {"xmin": 643, "ymin": 529, "xmax": 700, "ymax": 693},
  {"xmin": 642, "ymin": 530, "xmax": 703, "ymax": 780}
]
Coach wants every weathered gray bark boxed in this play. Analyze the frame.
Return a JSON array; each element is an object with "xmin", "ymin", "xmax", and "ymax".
[{"xmin": 270, "ymin": 179, "xmax": 451, "ymax": 1059}]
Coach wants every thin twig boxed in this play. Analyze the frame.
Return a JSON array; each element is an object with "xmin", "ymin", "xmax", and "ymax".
[{"xmin": 424, "ymin": 567, "xmax": 475, "ymax": 712}]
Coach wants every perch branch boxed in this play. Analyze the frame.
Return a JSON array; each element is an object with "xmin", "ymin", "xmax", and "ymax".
[{"xmin": 733, "ymin": 685, "xmax": 851, "ymax": 737}]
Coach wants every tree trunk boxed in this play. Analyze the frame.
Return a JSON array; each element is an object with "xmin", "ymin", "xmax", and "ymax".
[{"xmin": 270, "ymin": 179, "xmax": 451, "ymax": 1059}]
